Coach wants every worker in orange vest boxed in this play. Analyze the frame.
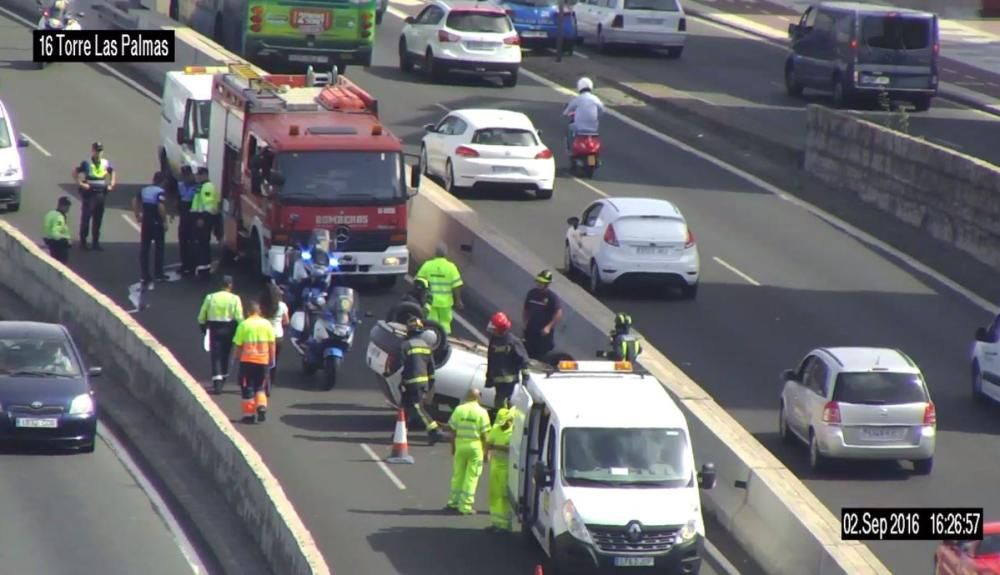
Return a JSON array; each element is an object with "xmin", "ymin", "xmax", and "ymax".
[{"xmin": 232, "ymin": 301, "xmax": 276, "ymax": 423}]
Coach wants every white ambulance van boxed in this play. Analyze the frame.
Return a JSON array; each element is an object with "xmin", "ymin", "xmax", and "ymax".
[
  {"xmin": 158, "ymin": 66, "xmax": 226, "ymax": 184},
  {"xmin": 509, "ymin": 360, "xmax": 716, "ymax": 574}
]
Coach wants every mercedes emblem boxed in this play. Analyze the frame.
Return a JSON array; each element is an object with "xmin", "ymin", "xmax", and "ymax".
[
  {"xmin": 30, "ymin": 401, "xmax": 42, "ymax": 409},
  {"xmin": 626, "ymin": 521, "xmax": 642, "ymax": 542},
  {"xmin": 335, "ymin": 226, "xmax": 350, "ymax": 243}
]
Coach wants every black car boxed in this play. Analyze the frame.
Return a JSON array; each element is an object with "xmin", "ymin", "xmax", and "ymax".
[{"xmin": 0, "ymin": 321, "xmax": 100, "ymax": 453}]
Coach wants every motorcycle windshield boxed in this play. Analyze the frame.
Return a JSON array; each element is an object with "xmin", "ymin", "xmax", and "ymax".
[{"xmin": 328, "ymin": 287, "xmax": 356, "ymax": 324}]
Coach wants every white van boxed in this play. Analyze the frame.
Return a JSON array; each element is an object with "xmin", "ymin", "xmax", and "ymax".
[
  {"xmin": 574, "ymin": 0, "xmax": 687, "ymax": 57},
  {"xmin": 158, "ymin": 67, "xmax": 225, "ymax": 183},
  {"xmin": 0, "ymin": 99, "xmax": 30, "ymax": 213},
  {"xmin": 509, "ymin": 360, "xmax": 716, "ymax": 574}
]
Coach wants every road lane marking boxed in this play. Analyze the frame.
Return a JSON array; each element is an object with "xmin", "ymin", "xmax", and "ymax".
[
  {"xmin": 434, "ymin": 103, "xmax": 451, "ymax": 112},
  {"xmin": 712, "ymin": 256, "xmax": 760, "ymax": 286},
  {"xmin": 360, "ymin": 443, "xmax": 407, "ymax": 490},
  {"xmin": 98, "ymin": 422, "xmax": 208, "ymax": 574},
  {"xmin": 705, "ymin": 538, "xmax": 743, "ymax": 575},
  {"xmin": 122, "ymin": 213, "xmax": 141, "ymax": 232},
  {"xmin": 20, "ymin": 133, "xmax": 52, "ymax": 157},
  {"xmin": 571, "ymin": 176, "xmax": 608, "ymax": 197}
]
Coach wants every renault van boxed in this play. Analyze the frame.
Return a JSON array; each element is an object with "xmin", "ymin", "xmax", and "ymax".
[
  {"xmin": 0, "ymin": 99, "xmax": 30, "ymax": 213},
  {"xmin": 785, "ymin": 2, "xmax": 939, "ymax": 111},
  {"xmin": 158, "ymin": 67, "xmax": 223, "ymax": 184}
]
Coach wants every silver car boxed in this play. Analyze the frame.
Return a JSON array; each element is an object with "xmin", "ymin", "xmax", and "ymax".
[{"xmin": 779, "ymin": 347, "xmax": 936, "ymax": 475}]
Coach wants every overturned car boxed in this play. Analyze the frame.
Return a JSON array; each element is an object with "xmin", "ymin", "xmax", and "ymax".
[{"xmin": 365, "ymin": 319, "xmax": 572, "ymax": 414}]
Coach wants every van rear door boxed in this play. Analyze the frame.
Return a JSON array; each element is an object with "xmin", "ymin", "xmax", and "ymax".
[
  {"xmin": 857, "ymin": 12, "xmax": 937, "ymax": 91},
  {"xmin": 619, "ymin": 0, "xmax": 683, "ymax": 39}
]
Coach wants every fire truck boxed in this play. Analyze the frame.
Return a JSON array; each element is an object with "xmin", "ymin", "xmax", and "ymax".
[{"xmin": 207, "ymin": 63, "xmax": 419, "ymax": 286}]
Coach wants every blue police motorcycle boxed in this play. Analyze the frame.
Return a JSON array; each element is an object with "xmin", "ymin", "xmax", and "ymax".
[
  {"xmin": 279, "ymin": 229, "xmax": 337, "ymax": 312},
  {"xmin": 289, "ymin": 285, "xmax": 361, "ymax": 390}
]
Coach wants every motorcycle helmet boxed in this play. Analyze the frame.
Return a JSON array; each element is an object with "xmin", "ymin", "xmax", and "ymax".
[
  {"xmin": 576, "ymin": 77, "xmax": 594, "ymax": 93},
  {"xmin": 614, "ymin": 312, "xmax": 632, "ymax": 332},
  {"xmin": 406, "ymin": 316, "xmax": 425, "ymax": 335},
  {"xmin": 413, "ymin": 277, "xmax": 430, "ymax": 292},
  {"xmin": 487, "ymin": 311, "xmax": 511, "ymax": 335}
]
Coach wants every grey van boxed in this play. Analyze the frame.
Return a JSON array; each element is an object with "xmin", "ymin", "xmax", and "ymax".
[{"xmin": 784, "ymin": 2, "xmax": 939, "ymax": 111}]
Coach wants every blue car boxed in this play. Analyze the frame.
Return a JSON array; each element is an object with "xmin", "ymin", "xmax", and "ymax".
[{"xmin": 498, "ymin": 0, "xmax": 578, "ymax": 53}]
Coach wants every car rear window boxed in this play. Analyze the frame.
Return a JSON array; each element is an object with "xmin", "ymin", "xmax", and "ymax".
[
  {"xmin": 447, "ymin": 11, "xmax": 513, "ymax": 33},
  {"xmin": 861, "ymin": 15, "xmax": 931, "ymax": 50},
  {"xmin": 832, "ymin": 372, "xmax": 928, "ymax": 405},
  {"xmin": 471, "ymin": 128, "xmax": 537, "ymax": 146},
  {"xmin": 623, "ymin": 0, "xmax": 679, "ymax": 12}
]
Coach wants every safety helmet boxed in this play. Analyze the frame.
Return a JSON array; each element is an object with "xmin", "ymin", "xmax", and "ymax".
[
  {"xmin": 614, "ymin": 313, "xmax": 632, "ymax": 331},
  {"xmin": 487, "ymin": 311, "xmax": 512, "ymax": 335},
  {"xmin": 576, "ymin": 77, "xmax": 594, "ymax": 93},
  {"xmin": 413, "ymin": 277, "xmax": 430, "ymax": 291},
  {"xmin": 53, "ymin": 0, "xmax": 66, "ymax": 10},
  {"xmin": 535, "ymin": 269, "xmax": 553, "ymax": 285},
  {"xmin": 406, "ymin": 316, "xmax": 424, "ymax": 333}
]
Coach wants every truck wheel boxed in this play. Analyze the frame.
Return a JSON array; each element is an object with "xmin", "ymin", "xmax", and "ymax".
[{"xmin": 323, "ymin": 356, "xmax": 341, "ymax": 390}]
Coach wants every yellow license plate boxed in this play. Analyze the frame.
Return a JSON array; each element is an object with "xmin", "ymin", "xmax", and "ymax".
[{"xmin": 586, "ymin": 155, "xmax": 596, "ymax": 166}]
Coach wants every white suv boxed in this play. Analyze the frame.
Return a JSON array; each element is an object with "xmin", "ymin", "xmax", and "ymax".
[
  {"xmin": 779, "ymin": 347, "xmax": 936, "ymax": 474},
  {"xmin": 398, "ymin": 1, "xmax": 522, "ymax": 87},
  {"xmin": 971, "ymin": 313, "xmax": 1000, "ymax": 403}
]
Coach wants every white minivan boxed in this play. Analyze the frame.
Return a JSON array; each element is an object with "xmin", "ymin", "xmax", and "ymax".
[
  {"xmin": 574, "ymin": 0, "xmax": 686, "ymax": 56},
  {"xmin": 509, "ymin": 360, "xmax": 716, "ymax": 574},
  {"xmin": 0, "ymin": 99, "xmax": 30, "ymax": 212},
  {"xmin": 158, "ymin": 67, "xmax": 222, "ymax": 184}
]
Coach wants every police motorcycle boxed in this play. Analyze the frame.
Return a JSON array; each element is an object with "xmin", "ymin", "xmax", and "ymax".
[
  {"xmin": 273, "ymin": 228, "xmax": 337, "ymax": 312},
  {"xmin": 288, "ymin": 286, "xmax": 364, "ymax": 390},
  {"xmin": 35, "ymin": 0, "xmax": 84, "ymax": 69}
]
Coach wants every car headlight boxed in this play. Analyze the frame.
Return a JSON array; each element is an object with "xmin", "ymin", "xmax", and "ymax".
[
  {"xmin": 69, "ymin": 393, "xmax": 94, "ymax": 415},
  {"xmin": 562, "ymin": 500, "xmax": 592, "ymax": 544},
  {"xmin": 383, "ymin": 256, "xmax": 400, "ymax": 266},
  {"xmin": 678, "ymin": 518, "xmax": 698, "ymax": 542}
]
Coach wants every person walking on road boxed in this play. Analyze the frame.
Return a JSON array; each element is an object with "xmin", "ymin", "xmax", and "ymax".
[
  {"xmin": 176, "ymin": 165, "xmax": 198, "ymax": 276},
  {"xmin": 485, "ymin": 406, "xmax": 514, "ymax": 532},
  {"xmin": 400, "ymin": 317, "xmax": 445, "ymax": 445},
  {"xmin": 484, "ymin": 311, "xmax": 529, "ymax": 417},
  {"xmin": 446, "ymin": 388, "xmax": 491, "ymax": 515},
  {"xmin": 42, "ymin": 196, "xmax": 73, "ymax": 264},
  {"xmin": 522, "ymin": 269, "xmax": 563, "ymax": 360},
  {"xmin": 190, "ymin": 167, "xmax": 220, "ymax": 278},
  {"xmin": 133, "ymin": 172, "xmax": 170, "ymax": 289},
  {"xmin": 415, "ymin": 243, "xmax": 464, "ymax": 334},
  {"xmin": 197, "ymin": 275, "xmax": 244, "ymax": 394},
  {"xmin": 73, "ymin": 141, "xmax": 116, "ymax": 251},
  {"xmin": 233, "ymin": 301, "xmax": 275, "ymax": 424},
  {"xmin": 259, "ymin": 282, "xmax": 289, "ymax": 395}
]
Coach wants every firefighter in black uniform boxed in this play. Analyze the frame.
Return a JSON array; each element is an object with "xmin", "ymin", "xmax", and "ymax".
[
  {"xmin": 387, "ymin": 277, "xmax": 432, "ymax": 324},
  {"xmin": 484, "ymin": 311, "xmax": 530, "ymax": 419},
  {"xmin": 522, "ymin": 269, "xmax": 563, "ymax": 360},
  {"xmin": 400, "ymin": 317, "xmax": 445, "ymax": 445},
  {"xmin": 600, "ymin": 313, "xmax": 642, "ymax": 362}
]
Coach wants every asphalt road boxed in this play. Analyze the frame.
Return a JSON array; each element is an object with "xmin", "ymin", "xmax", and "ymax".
[{"xmin": 0, "ymin": 9, "xmax": 749, "ymax": 575}]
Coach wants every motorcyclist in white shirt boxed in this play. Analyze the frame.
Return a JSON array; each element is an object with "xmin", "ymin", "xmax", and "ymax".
[{"xmin": 562, "ymin": 77, "xmax": 605, "ymax": 151}]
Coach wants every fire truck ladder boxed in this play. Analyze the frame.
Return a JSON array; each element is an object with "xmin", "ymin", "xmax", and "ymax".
[{"xmin": 226, "ymin": 63, "xmax": 339, "ymax": 112}]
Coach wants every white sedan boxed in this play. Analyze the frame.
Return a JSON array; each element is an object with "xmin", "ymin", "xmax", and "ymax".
[{"xmin": 419, "ymin": 108, "xmax": 555, "ymax": 199}]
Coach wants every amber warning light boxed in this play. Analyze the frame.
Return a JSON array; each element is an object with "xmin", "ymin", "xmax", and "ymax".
[{"xmin": 33, "ymin": 30, "xmax": 175, "ymax": 63}]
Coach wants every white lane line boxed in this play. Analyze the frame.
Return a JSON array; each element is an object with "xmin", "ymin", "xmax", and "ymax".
[
  {"xmin": 97, "ymin": 422, "xmax": 208, "ymax": 574},
  {"xmin": 20, "ymin": 133, "xmax": 52, "ymax": 157},
  {"xmin": 571, "ymin": 176, "xmax": 608, "ymax": 197},
  {"xmin": 712, "ymin": 256, "xmax": 761, "ymax": 286},
  {"xmin": 705, "ymin": 538, "xmax": 743, "ymax": 575},
  {"xmin": 360, "ymin": 443, "xmax": 407, "ymax": 490},
  {"xmin": 122, "ymin": 213, "xmax": 141, "ymax": 232},
  {"xmin": 434, "ymin": 102, "xmax": 451, "ymax": 112},
  {"xmin": 402, "ymin": 274, "xmax": 489, "ymax": 343}
]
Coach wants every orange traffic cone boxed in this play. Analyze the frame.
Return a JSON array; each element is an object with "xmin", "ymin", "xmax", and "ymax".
[{"xmin": 386, "ymin": 408, "xmax": 415, "ymax": 464}]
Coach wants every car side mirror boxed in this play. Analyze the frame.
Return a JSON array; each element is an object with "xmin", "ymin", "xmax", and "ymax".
[
  {"xmin": 788, "ymin": 23, "xmax": 799, "ymax": 38},
  {"xmin": 88, "ymin": 366, "xmax": 103, "ymax": 377},
  {"xmin": 176, "ymin": 127, "xmax": 186, "ymax": 146},
  {"xmin": 976, "ymin": 327, "xmax": 993, "ymax": 343},
  {"xmin": 536, "ymin": 129, "xmax": 542, "ymax": 137},
  {"xmin": 782, "ymin": 368, "xmax": 797, "ymax": 382},
  {"xmin": 17, "ymin": 134, "xmax": 29, "ymax": 148},
  {"xmin": 698, "ymin": 463, "xmax": 716, "ymax": 490},
  {"xmin": 409, "ymin": 163, "xmax": 421, "ymax": 192},
  {"xmin": 405, "ymin": 16, "xmax": 415, "ymax": 23},
  {"xmin": 567, "ymin": 216, "xmax": 579, "ymax": 228},
  {"xmin": 533, "ymin": 461, "xmax": 552, "ymax": 487},
  {"xmin": 423, "ymin": 123, "xmax": 436, "ymax": 133}
]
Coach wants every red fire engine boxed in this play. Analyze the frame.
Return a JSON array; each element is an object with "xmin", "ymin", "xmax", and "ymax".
[{"xmin": 207, "ymin": 63, "xmax": 419, "ymax": 286}]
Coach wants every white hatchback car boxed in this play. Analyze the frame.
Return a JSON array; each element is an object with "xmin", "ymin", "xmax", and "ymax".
[
  {"xmin": 971, "ymin": 313, "xmax": 1000, "ymax": 403},
  {"xmin": 420, "ymin": 108, "xmax": 555, "ymax": 199},
  {"xmin": 0, "ymin": 99, "xmax": 29, "ymax": 212},
  {"xmin": 779, "ymin": 347, "xmax": 936, "ymax": 474},
  {"xmin": 564, "ymin": 197, "xmax": 699, "ymax": 297},
  {"xmin": 574, "ymin": 0, "xmax": 686, "ymax": 57},
  {"xmin": 398, "ymin": 1, "xmax": 522, "ymax": 86}
]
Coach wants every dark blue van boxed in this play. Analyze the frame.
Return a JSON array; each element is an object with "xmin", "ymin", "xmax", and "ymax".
[
  {"xmin": 494, "ymin": 0, "xmax": 579, "ymax": 53},
  {"xmin": 785, "ymin": 2, "xmax": 940, "ymax": 111}
]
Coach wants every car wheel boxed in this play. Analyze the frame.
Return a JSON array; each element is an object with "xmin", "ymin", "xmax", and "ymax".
[
  {"xmin": 913, "ymin": 457, "xmax": 933, "ymax": 475},
  {"xmin": 502, "ymin": 68, "xmax": 519, "ymax": 87},
  {"xmin": 912, "ymin": 95, "xmax": 932, "ymax": 112},
  {"xmin": 785, "ymin": 64, "xmax": 804, "ymax": 97},
  {"xmin": 535, "ymin": 187, "xmax": 552, "ymax": 200},
  {"xmin": 420, "ymin": 144, "xmax": 431, "ymax": 176},
  {"xmin": 444, "ymin": 160, "xmax": 461, "ymax": 195},
  {"xmin": 972, "ymin": 361, "xmax": 987, "ymax": 403},
  {"xmin": 588, "ymin": 260, "xmax": 605, "ymax": 295},
  {"xmin": 563, "ymin": 242, "xmax": 576, "ymax": 277},
  {"xmin": 597, "ymin": 28, "xmax": 609, "ymax": 52},
  {"xmin": 832, "ymin": 75, "xmax": 851, "ymax": 109},
  {"xmin": 779, "ymin": 403, "xmax": 794, "ymax": 444},
  {"xmin": 425, "ymin": 50, "xmax": 443, "ymax": 83},
  {"xmin": 665, "ymin": 46, "xmax": 683, "ymax": 59},
  {"xmin": 398, "ymin": 38, "xmax": 413, "ymax": 73},
  {"xmin": 808, "ymin": 431, "xmax": 827, "ymax": 472},
  {"xmin": 679, "ymin": 282, "xmax": 698, "ymax": 300}
]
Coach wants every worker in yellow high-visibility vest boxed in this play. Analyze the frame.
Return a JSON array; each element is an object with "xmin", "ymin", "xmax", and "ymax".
[
  {"xmin": 415, "ymin": 243, "xmax": 464, "ymax": 334},
  {"xmin": 190, "ymin": 167, "xmax": 220, "ymax": 278}
]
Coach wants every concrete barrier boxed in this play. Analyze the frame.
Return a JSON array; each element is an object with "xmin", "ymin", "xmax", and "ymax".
[
  {"xmin": 406, "ymin": 180, "xmax": 891, "ymax": 575},
  {"xmin": 804, "ymin": 104, "xmax": 1000, "ymax": 273},
  {"xmin": 0, "ymin": 221, "xmax": 330, "ymax": 575}
]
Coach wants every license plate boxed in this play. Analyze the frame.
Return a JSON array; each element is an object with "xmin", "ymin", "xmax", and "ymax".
[
  {"xmin": 636, "ymin": 246, "xmax": 672, "ymax": 255},
  {"xmin": 289, "ymin": 54, "xmax": 329, "ymax": 63},
  {"xmin": 295, "ymin": 11, "xmax": 326, "ymax": 26},
  {"xmin": 492, "ymin": 166, "xmax": 520, "ymax": 173},
  {"xmin": 614, "ymin": 556, "xmax": 655, "ymax": 567},
  {"xmin": 16, "ymin": 417, "xmax": 58, "ymax": 429},
  {"xmin": 522, "ymin": 31, "xmax": 547, "ymax": 38},
  {"xmin": 865, "ymin": 75, "xmax": 890, "ymax": 85},
  {"xmin": 466, "ymin": 41, "xmax": 496, "ymax": 50},
  {"xmin": 861, "ymin": 426, "xmax": 906, "ymax": 440},
  {"xmin": 637, "ymin": 18, "xmax": 662, "ymax": 24},
  {"xmin": 586, "ymin": 155, "xmax": 596, "ymax": 166}
]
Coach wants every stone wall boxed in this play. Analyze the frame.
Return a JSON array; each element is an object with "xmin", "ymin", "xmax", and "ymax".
[{"xmin": 804, "ymin": 104, "xmax": 1000, "ymax": 272}]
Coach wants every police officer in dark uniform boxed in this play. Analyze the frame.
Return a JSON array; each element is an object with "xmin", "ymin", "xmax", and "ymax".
[
  {"xmin": 74, "ymin": 142, "xmax": 116, "ymax": 251},
  {"xmin": 484, "ymin": 311, "xmax": 529, "ymax": 418},
  {"xmin": 177, "ymin": 165, "xmax": 198, "ymax": 276},
  {"xmin": 522, "ymin": 269, "xmax": 564, "ymax": 360},
  {"xmin": 399, "ymin": 317, "xmax": 444, "ymax": 445},
  {"xmin": 132, "ymin": 172, "xmax": 169, "ymax": 288},
  {"xmin": 601, "ymin": 313, "xmax": 642, "ymax": 362},
  {"xmin": 386, "ymin": 277, "xmax": 431, "ymax": 324}
]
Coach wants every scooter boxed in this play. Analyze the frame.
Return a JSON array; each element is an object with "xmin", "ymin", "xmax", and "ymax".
[
  {"xmin": 35, "ymin": 0, "xmax": 83, "ymax": 69},
  {"xmin": 566, "ymin": 113, "xmax": 601, "ymax": 179},
  {"xmin": 289, "ymin": 286, "xmax": 363, "ymax": 390}
]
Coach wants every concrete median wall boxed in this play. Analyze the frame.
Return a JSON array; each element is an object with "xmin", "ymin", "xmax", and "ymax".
[
  {"xmin": 407, "ymin": 180, "xmax": 891, "ymax": 575},
  {"xmin": 0, "ymin": 221, "xmax": 330, "ymax": 575},
  {"xmin": 804, "ymin": 104, "xmax": 1000, "ymax": 273}
]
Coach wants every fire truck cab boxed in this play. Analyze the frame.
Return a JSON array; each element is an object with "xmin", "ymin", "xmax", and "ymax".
[{"xmin": 208, "ymin": 64, "xmax": 419, "ymax": 286}]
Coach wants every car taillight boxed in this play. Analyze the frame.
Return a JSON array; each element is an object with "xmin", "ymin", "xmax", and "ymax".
[
  {"xmin": 923, "ymin": 402, "xmax": 936, "ymax": 425},
  {"xmin": 438, "ymin": 30, "xmax": 460, "ymax": 42},
  {"xmin": 684, "ymin": 228, "xmax": 695, "ymax": 249},
  {"xmin": 932, "ymin": 42, "xmax": 939, "ymax": 56},
  {"xmin": 504, "ymin": 34, "xmax": 520, "ymax": 45},
  {"xmin": 535, "ymin": 148, "xmax": 552, "ymax": 159},
  {"xmin": 603, "ymin": 224, "xmax": 619, "ymax": 246},
  {"xmin": 455, "ymin": 145, "xmax": 479, "ymax": 157},
  {"xmin": 850, "ymin": 38, "xmax": 857, "ymax": 51},
  {"xmin": 678, "ymin": 17, "xmax": 686, "ymax": 31},
  {"xmin": 611, "ymin": 15, "xmax": 623, "ymax": 28},
  {"xmin": 822, "ymin": 401, "xmax": 841, "ymax": 424}
]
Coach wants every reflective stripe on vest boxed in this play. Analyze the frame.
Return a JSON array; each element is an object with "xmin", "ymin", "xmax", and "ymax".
[
  {"xmin": 85, "ymin": 159, "xmax": 108, "ymax": 182},
  {"xmin": 451, "ymin": 403, "xmax": 487, "ymax": 442},
  {"xmin": 420, "ymin": 259, "xmax": 460, "ymax": 307},
  {"xmin": 203, "ymin": 291, "xmax": 241, "ymax": 322},
  {"xmin": 237, "ymin": 317, "xmax": 273, "ymax": 364},
  {"xmin": 401, "ymin": 339, "xmax": 432, "ymax": 385}
]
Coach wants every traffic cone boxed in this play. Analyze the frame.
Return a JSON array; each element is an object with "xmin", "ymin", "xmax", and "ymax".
[{"xmin": 386, "ymin": 409, "xmax": 415, "ymax": 464}]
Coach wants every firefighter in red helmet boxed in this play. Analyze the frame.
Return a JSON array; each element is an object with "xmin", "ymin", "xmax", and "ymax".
[{"xmin": 484, "ymin": 311, "xmax": 530, "ymax": 420}]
